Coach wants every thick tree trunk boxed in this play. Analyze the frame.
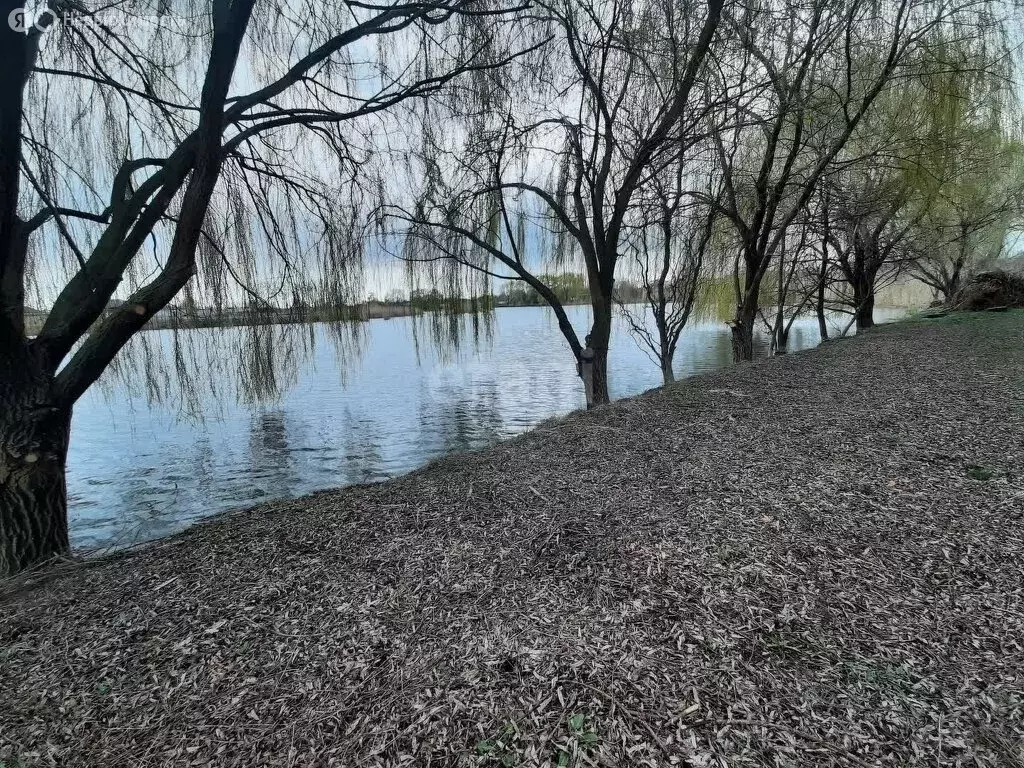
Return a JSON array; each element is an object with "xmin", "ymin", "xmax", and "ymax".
[
  {"xmin": 852, "ymin": 269, "xmax": 877, "ymax": 331},
  {"xmin": 731, "ymin": 251, "xmax": 763, "ymax": 362},
  {"xmin": 943, "ymin": 272, "xmax": 962, "ymax": 304},
  {"xmin": 0, "ymin": 383, "xmax": 71, "ymax": 577},
  {"xmin": 582, "ymin": 288, "xmax": 613, "ymax": 407},
  {"xmin": 661, "ymin": 358, "xmax": 675, "ymax": 385},
  {"xmin": 731, "ymin": 300, "xmax": 756, "ymax": 362},
  {"xmin": 855, "ymin": 292, "xmax": 875, "ymax": 331},
  {"xmin": 774, "ymin": 326, "xmax": 790, "ymax": 355},
  {"xmin": 589, "ymin": 347, "xmax": 610, "ymax": 406},
  {"xmin": 848, "ymin": 232, "xmax": 880, "ymax": 333}
]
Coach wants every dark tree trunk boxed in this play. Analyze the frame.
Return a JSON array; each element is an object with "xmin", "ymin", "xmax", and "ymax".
[
  {"xmin": 816, "ymin": 302, "xmax": 829, "ymax": 342},
  {"xmin": 580, "ymin": 278, "xmax": 614, "ymax": 407},
  {"xmin": 731, "ymin": 299, "xmax": 757, "ymax": 362},
  {"xmin": 774, "ymin": 325, "xmax": 790, "ymax": 354},
  {"xmin": 587, "ymin": 305, "xmax": 612, "ymax": 406},
  {"xmin": 816, "ymin": 306, "xmax": 829, "ymax": 341},
  {"xmin": 0, "ymin": 10, "xmax": 69, "ymax": 578},
  {"xmin": 0, "ymin": 364, "xmax": 71, "ymax": 577},
  {"xmin": 815, "ymin": 256, "xmax": 829, "ymax": 342},
  {"xmin": 661, "ymin": 358, "xmax": 675, "ymax": 385},
  {"xmin": 943, "ymin": 271, "xmax": 963, "ymax": 304},
  {"xmin": 851, "ymin": 266, "xmax": 878, "ymax": 331},
  {"xmin": 654, "ymin": 304, "xmax": 675, "ymax": 386},
  {"xmin": 731, "ymin": 247, "xmax": 763, "ymax": 362},
  {"xmin": 855, "ymin": 291, "xmax": 876, "ymax": 331},
  {"xmin": 817, "ymin": 202, "xmax": 830, "ymax": 343},
  {"xmin": 589, "ymin": 346, "xmax": 610, "ymax": 406},
  {"xmin": 730, "ymin": 319, "xmax": 754, "ymax": 361},
  {"xmin": 847, "ymin": 226, "xmax": 881, "ymax": 333}
]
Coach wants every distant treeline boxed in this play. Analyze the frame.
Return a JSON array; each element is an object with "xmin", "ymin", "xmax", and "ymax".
[
  {"xmin": 494, "ymin": 274, "xmax": 647, "ymax": 306},
  {"xmin": 22, "ymin": 273, "xmax": 927, "ymax": 338}
]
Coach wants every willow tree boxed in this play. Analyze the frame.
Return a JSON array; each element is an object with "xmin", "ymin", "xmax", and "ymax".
[
  {"xmin": 618, "ymin": 162, "xmax": 723, "ymax": 384},
  {"xmin": 819, "ymin": 33, "xmax": 1018, "ymax": 325},
  {"xmin": 817, "ymin": 63, "xmax": 928, "ymax": 330},
  {"xmin": 914, "ymin": 135, "xmax": 1024, "ymax": 301},
  {"xmin": 823, "ymin": 175, "xmax": 918, "ymax": 331},
  {"xmin": 387, "ymin": 0, "xmax": 724, "ymax": 407},
  {"xmin": 906, "ymin": 44, "xmax": 1024, "ymax": 301},
  {"xmin": 710, "ymin": 0, "xmax": 1002, "ymax": 361},
  {"xmin": 0, "ymin": 0, "xmax": 531, "ymax": 577}
]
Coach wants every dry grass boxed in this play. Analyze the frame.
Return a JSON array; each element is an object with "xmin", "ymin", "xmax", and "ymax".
[{"xmin": 2, "ymin": 312, "xmax": 1024, "ymax": 767}]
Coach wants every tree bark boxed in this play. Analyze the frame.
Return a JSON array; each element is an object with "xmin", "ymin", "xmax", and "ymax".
[
  {"xmin": 816, "ymin": 242, "xmax": 829, "ymax": 342},
  {"xmin": 587, "ymin": 306, "xmax": 612, "ymax": 406},
  {"xmin": 815, "ymin": 296, "xmax": 829, "ymax": 341},
  {"xmin": 579, "ymin": 274, "xmax": 614, "ymax": 407},
  {"xmin": 588, "ymin": 347, "xmax": 610, "ymax": 406},
  {"xmin": 846, "ymin": 224, "xmax": 881, "ymax": 332},
  {"xmin": 731, "ymin": 302, "xmax": 756, "ymax": 361},
  {"xmin": 661, "ymin": 358, "xmax": 675, "ymax": 385},
  {"xmin": 0, "ymin": 360, "xmax": 71, "ymax": 578},
  {"xmin": 855, "ymin": 290, "xmax": 876, "ymax": 331},
  {"xmin": 816, "ymin": 305, "xmax": 829, "ymax": 341},
  {"xmin": 942, "ymin": 263, "xmax": 964, "ymax": 303},
  {"xmin": 851, "ymin": 263, "xmax": 878, "ymax": 331},
  {"xmin": 774, "ymin": 326, "xmax": 790, "ymax": 354},
  {"xmin": 731, "ymin": 324, "xmax": 754, "ymax": 361}
]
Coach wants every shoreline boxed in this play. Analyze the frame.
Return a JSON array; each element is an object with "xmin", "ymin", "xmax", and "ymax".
[
  {"xmin": 3, "ymin": 311, "xmax": 1023, "ymax": 766},
  {"xmin": 63, "ymin": 303, "xmax": 911, "ymax": 556},
  {"xmin": 22, "ymin": 299, "xmax": 598, "ymax": 336},
  {"xmin": 24, "ymin": 299, "xmax": 918, "ymax": 337}
]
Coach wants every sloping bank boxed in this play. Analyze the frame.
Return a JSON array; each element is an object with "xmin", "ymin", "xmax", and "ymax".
[{"xmin": 2, "ymin": 312, "xmax": 1023, "ymax": 768}]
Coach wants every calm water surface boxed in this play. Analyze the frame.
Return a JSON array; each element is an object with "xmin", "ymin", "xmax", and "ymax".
[{"xmin": 68, "ymin": 304, "xmax": 904, "ymax": 550}]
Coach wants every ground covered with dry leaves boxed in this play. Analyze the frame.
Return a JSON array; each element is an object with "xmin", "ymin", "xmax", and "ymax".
[{"xmin": 2, "ymin": 312, "xmax": 1024, "ymax": 768}]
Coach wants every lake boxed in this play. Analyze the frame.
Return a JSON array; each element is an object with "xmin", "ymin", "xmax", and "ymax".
[{"xmin": 67, "ymin": 304, "xmax": 905, "ymax": 550}]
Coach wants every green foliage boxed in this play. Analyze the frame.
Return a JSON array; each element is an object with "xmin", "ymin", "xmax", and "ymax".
[
  {"xmin": 694, "ymin": 276, "xmax": 736, "ymax": 321},
  {"xmin": 815, "ymin": 30, "xmax": 1024, "ymax": 303},
  {"xmin": 888, "ymin": 39, "xmax": 1021, "ymax": 262},
  {"xmin": 551, "ymin": 711, "xmax": 600, "ymax": 764},
  {"xmin": 408, "ymin": 289, "xmax": 495, "ymax": 313},
  {"xmin": 498, "ymin": 273, "xmax": 590, "ymax": 306},
  {"xmin": 498, "ymin": 273, "xmax": 657, "ymax": 307},
  {"xmin": 410, "ymin": 288, "xmax": 451, "ymax": 312},
  {"xmin": 475, "ymin": 722, "xmax": 521, "ymax": 765}
]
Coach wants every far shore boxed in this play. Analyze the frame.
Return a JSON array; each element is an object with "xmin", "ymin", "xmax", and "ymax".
[
  {"xmin": 22, "ymin": 297, "xmax": 596, "ymax": 336},
  {"xmin": 23, "ymin": 294, "xmax": 925, "ymax": 337}
]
